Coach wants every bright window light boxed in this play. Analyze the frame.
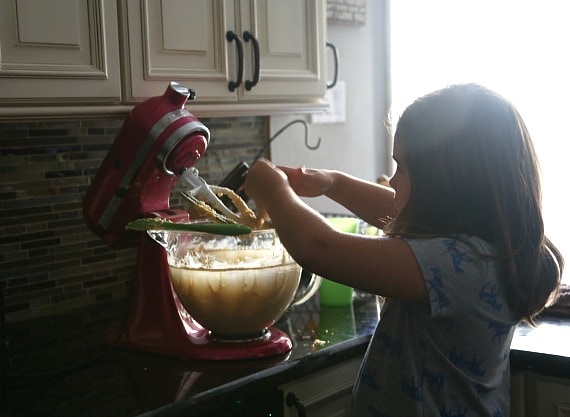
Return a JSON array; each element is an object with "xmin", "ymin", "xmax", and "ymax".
[{"xmin": 391, "ymin": 0, "xmax": 568, "ymax": 283}]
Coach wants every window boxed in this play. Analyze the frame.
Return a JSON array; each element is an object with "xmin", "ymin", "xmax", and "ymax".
[{"xmin": 391, "ymin": 0, "xmax": 568, "ymax": 284}]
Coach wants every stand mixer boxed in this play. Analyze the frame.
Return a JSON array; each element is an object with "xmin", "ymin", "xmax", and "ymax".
[{"xmin": 83, "ymin": 82, "xmax": 294, "ymax": 360}]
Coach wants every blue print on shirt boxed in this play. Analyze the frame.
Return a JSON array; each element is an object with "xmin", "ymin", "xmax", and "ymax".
[
  {"xmin": 474, "ymin": 382, "xmax": 492, "ymax": 395},
  {"xmin": 448, "ymin": 347, "xmax": 485, "ymax": 376},
  {"xmin": 376, "ymin": 331, "xmax": 402, "ymax": 358},
  {"xmin": 480, "ymin": 282, "xmax": 503, "ymax": 311},
  {"xmin": 442, "ymin": 239, "xmax": 470, "ymax": 272},
  {"xmin": 366, "ymin": 404, "xmax": 388, "ymax": 417},
  {"xmin": 440, "ymin": 405, "xmax": 467, "ymax": 417},
  {"xmin": 423, "ymin": 366, "xmax": 444, "ymax": 392},
  {"xmin": 492, "ymin": 407, "xmax": 504, "ymax": 417},
  {"xmin": 361, "ymin": 367, "xmax": 380, "ymax": 391},
  {"xmin": 401, "ymin": 375, "xmax": 422, "ymax": 402},
  {"xmin": 426, "ymin": 267, "xmax": 449, "ymax": 313},
  {"xmin": 418, "ymin": 339, "xmax": 428, "ymax": 351},
  {"xmin": 488, "ymin": 321, "xmax": 510, "ymax": 344}
]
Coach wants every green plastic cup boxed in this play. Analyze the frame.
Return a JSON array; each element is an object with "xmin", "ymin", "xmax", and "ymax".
[{"xmin": 319, "ymin": 217, "xmax": 359, "ymax": 307}]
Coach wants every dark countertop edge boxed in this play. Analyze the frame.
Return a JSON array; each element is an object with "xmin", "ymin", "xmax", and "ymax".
[{"xmin": 137, "ymin": 335, "xmax": 371, "ymax": 417}]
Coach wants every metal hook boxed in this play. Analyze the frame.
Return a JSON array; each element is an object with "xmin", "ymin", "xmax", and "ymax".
[
  {"xmin": 253, "ymin": 119, "xmax": 321, "ymax": 162},
  {"xmin": 301, "ymin": 120, "xmax": 322, "ymax": 150},
  {"xmin": 271, "ymin": 119, "xmax": 322, "ymax": 151}
]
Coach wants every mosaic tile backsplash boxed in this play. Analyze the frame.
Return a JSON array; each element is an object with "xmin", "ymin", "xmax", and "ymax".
[{"xmin": 0, "ymin": 115, "xmax": 269, "ymax": 323}]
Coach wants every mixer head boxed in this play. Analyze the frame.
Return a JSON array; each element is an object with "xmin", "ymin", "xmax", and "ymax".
[{"xmin": 83, "ymin": 82, "xmax": 210, "ymax": 247}]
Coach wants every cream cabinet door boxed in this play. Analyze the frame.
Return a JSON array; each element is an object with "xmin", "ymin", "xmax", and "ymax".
[
  {"xmin": 121, "ymin": 0, "xmax": 326, "ymax": 110},
  {"xmin": 237, "ymin": 0, "xmax": 326, "ymax": 102},
  {"xmin": 0, "ymin": 0, "xmax": 121, "ymax": 106},
  {"xmin": 121, "ymin": 0, "xmax": 237, "ymax": 103},
  {"xmin": 531, "ymin": 374, "xmax": 570, "ymax": 417}
]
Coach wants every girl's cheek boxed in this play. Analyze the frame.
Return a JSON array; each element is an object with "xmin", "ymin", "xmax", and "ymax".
[{"xmin": 391, "ymin": 176, "xmax": 410, "ymax": 210}]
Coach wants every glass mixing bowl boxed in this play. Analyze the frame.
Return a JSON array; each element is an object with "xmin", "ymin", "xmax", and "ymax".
[{"xmin": 148, "ymin": 227, "xmax": 321, "ymax": 342}]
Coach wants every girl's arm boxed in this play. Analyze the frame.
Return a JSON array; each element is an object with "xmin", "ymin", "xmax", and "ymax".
[
  {"xmin": 245, "ymin": 160, "xmax": 428, "ymax": 305},
  {"xmin": 278, "ymin": 165, "xmax": 398, "ymax": 229}
]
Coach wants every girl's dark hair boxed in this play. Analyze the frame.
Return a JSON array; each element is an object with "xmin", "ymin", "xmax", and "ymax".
[{"xmin": 388, "ymin": 83, "xmax": 563, "ymax": 324}]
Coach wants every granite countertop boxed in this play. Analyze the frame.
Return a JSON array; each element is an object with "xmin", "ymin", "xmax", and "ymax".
[{"xmin": 2, "ymin": 292, "xmax": 569, "ymax": 417}]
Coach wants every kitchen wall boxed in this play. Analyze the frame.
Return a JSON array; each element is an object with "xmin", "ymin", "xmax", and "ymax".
[
  {"xmin": 0, "ymin": 116, "xmax": 268, "ymax": 322},
  {"xmin": 270, "ymin": 0, "xmax": 391, "ymax": 214}
]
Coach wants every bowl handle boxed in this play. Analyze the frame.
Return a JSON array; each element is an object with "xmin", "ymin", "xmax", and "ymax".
[{"xmin": 291, "ymin": 272, "xmax": 322, "ymax": 307}]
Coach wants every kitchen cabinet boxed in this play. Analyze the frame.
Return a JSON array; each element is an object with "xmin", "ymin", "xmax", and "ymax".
[
  {"xmin": 530, "ymin": 374, "xmax": 570, "ymax": 417},
  {"xmin": 0, "ymin": 0, "xmax": 327, "ymax": 117},
  {"xmin": 510, "ymin": 371, "xmax": 570, "ymax": 417},
  {"xmin": 280, "ymin": 357, "xmax": 361, "ymax": 417},
  {"xmin": 121, "ymin": 0, "xmax": 327, "ymax": 115},
  {"xmin": 511, "ymin": 370, "xmax": 527, "ymax": 417},
  {"xmin": 0, "ymin": 0, "xmax": 121, "ymax": 107}
]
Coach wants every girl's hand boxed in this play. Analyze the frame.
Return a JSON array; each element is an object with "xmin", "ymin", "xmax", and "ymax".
[
  {"xmin": 244, "ymin": 159, "xmax": 289, "ymax": 205},
  {"xmin": 278, "ymin": 165, "xmax": 335, "ymax": 198}
]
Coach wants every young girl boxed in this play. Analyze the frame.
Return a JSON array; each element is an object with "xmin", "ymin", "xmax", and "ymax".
[{"xmin": 244, "ymin": 84, "xmax": 563, "ymax": 417}]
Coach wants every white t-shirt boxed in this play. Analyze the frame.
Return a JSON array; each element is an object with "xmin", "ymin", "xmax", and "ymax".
[{"xmin": 351, "ymin": 235, "xmax": 518, "ymax": 417}]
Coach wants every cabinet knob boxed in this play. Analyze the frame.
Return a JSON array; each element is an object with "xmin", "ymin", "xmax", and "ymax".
[
  {"xmin": 286, "ymin": 392, "xmax": 307, "ymax": 417},
  {"xmin": 243, "ymin": 31, "xmax": 260, "ymax": 91},
  {"xmin": 226, "ymin": 31, "xmax": 244, "ymax": 92}
]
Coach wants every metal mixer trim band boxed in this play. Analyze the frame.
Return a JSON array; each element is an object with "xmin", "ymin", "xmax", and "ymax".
[
  {"xmin": 158, "ymin": 121, "xmax": 211, "ymax": 176},
  {"xmin": 99, "ymin": 109, "xmax": 191, "ymax": 229}
]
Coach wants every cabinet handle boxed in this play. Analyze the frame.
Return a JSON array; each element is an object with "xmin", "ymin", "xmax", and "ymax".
[
  {"xmin": 243, "ymin": 31, "xmax": 260, "ymax": 91},
  {"xmin": 226, "ymin": 31, "xmax": 243, "ymax": 92},
  {"xmin": 286, "ymin": 393, "xmax": 307, "ymax": 417},
  {"xmin": 326, "ymin": 42, "xmax": 339, "ymax": 89}
]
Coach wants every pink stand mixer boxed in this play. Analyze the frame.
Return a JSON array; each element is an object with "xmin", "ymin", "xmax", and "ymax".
[{"xmin": 82, "ymin": 82, "xmax": 295, "ymax": 360}]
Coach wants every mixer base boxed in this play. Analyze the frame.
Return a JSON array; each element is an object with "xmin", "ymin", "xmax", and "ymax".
[
  {"xmin": 209, "ymin": 328, "xmax": 271, "ymax": 343},
  {"xmin": 106, "ymin": 324, "xmax": 293, "ymax": 360}
]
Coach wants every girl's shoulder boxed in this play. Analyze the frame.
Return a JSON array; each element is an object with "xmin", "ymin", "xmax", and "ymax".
[{"xmin": 403, "ymin": 233, "xmax": 500, "ymax": 257}]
